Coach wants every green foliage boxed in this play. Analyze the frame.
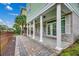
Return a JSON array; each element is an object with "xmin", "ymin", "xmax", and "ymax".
[
  {"xmin": 13, "ymin": 15, "xmax": 26, "ymax": 35},
  {"xmin": 60, "ymin": 40, "xmax": 79, "ymax": 56},
  {"xmin": 15, "ymin": 15, "xmax": 26, "ymax": 26},
  {"xmin": 0, "ymin": 25, "xmax": 8, "ymax": 31},
  {"xmin": 13, "ymin": 23, "xmax": 21, "ymax": 35},
  {"xmin": 7, "ymin": 28, "xmax": 14, "ymax": 32}
]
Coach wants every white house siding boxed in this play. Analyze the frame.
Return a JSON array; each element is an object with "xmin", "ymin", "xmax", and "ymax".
[
  {"xmin": 72, "ymin": 12, "xmax": 79, "ymax": 40},
  {"xmin": 62, "ymin": 14, "xmax": 73, "ymax": 42},
  {"xmin": 64, "ymin": 3, "xmax": 79, "ymax": 42},
  {"xmin": 62, "ymin": 12, "xmax": 79, "ymax": 43},
  {"xmin": 65, "ymin": 14, "xmax": 72, "ymax": 34}
]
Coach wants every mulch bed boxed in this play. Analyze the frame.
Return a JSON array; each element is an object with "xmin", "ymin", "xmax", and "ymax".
[{"xmin": 1, "ymin": 37, "xmax": 16, "ymax": 56}]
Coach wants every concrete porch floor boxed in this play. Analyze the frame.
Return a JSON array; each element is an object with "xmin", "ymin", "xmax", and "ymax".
[
  {"xmin": 15, "ymin": 35, "xmax": 56, "ymax": 56},
  {"xmin": 15, "ymin": 35, "xmax": 71, "ymax": 56},
  {"xmin": 31, "ymin": 35, "xmax": 71, "ymax": 49}
]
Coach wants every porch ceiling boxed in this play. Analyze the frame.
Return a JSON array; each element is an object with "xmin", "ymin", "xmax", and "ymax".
[
  {"xmin": 35, "ymin": 4, "xmax": 71, "ymax": 23},
  {"xmin": 61, "ymin": 4, "xmax": 71, "ymax": 14}
]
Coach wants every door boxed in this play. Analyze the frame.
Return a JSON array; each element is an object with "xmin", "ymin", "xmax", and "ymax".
[{"xmin": 47, "ymin": 22, "xmax": 56, "ymax": 36}]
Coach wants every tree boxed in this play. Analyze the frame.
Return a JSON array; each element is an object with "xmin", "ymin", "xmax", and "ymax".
[
  {"xmin": 15, "ymin": 15, "xmax": 26, "ymax": 35},
  {"xmin": 13, "ymin": 23, "xmax": 21, "ymax": 34},
  {"xmin": 0, "ymin": 25, "xmax": 8, "ymax": 32}
]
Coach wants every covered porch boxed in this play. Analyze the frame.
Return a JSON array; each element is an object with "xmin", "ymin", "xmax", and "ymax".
[
  {"xmin": 27, "ymin": 3, "xmax": 74, "ymax": 51},
  {"xmin": 34, "ymin": 35, "xmax": 71, "ymax": 49}
]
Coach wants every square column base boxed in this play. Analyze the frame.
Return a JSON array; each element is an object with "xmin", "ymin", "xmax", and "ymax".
[
  {"xmin": 40, "ymin": 39, "xmax": 43, "ymax": 42},
  {"xmin": 29, "ymin": 35, "xmax": 31, "ymax": 37},
  {"xmin": 32, "ymin": 37, "xmax": 35, "ymax": 40},
  {"xmin": 55, "ymin": 46, "xmax": 63, "ymax": 51}
]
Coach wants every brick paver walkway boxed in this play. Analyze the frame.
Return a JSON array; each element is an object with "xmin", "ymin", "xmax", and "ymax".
[{"xmin": 15, "ymin": 35, "xmax": 55, "ymax": 56}]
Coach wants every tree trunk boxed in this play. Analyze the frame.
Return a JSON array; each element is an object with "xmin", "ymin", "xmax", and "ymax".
[{"xmin": 20, "ymin": 25, "xmax": 22, "ymax": 35}]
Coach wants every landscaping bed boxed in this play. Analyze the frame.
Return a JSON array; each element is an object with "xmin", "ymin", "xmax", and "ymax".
[
  {"xmin": 60, "ymin": 40, "xmax": 79, "ymax": 56},
  {"xmin": 0, "ymin": 32, "xmax": 14, "ymax": 55},
  {"xmin": 1, "ymin": 37, "xmax": 16, "ymax": 56}
]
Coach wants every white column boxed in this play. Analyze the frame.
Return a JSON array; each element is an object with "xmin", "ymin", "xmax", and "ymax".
[
  {"xmin": 40, "ymin": 16, "xmax": 43, "ymax": 42},
  {"xmin": 50, "ymin": 23, "xmax": 53, "ymax": 35},
  {"xmin": 27, "ymin": 24, "xmax": 28, "ymax": 36},
  {"xmin": 30, "ymin": 23, "xmax": 31, "ymax": 37},
  {"xmin": 56, "ymin": 4, "xmax": 62, "ymax": 50},
  {"xmin": 33, "ymin": 20, "xmax": 35, "ymax": 39},
  {"xmin": 28, "ymin": 23, "xmax": 30, "ymax": 36},
  {"xmin": 46, "ymin": 22, "xmax": 48, "ymax": 35}
]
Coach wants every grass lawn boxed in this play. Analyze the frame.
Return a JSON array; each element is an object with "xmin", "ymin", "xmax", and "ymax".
[{"xmin": 60, "ymin": 40, "xmax": 79, "ymax": 56}]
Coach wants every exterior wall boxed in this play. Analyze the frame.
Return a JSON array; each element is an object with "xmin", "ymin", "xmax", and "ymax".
[
  {"xmin": 62, "ymin": 14, "xmax": 72, "ymax": 42},
  {"xmin": 72, "ymin": 12, "xmax": 79, "ymax": 39},
  {"xmin": 63, "ymin": 12, "xmax": 79, "ymax": 42},
  {"xmin": 62, "ymin": 12, "xmax": 79, "ymax": 42},
  {"xmin": 65, "ymin": 14, "xmax": 72, "ymax": 34}
]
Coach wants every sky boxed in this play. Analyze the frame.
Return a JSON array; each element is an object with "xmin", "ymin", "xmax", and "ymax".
[{"xmin": 0, "ymin": 3, "xmax": 26, "ymax": 28}]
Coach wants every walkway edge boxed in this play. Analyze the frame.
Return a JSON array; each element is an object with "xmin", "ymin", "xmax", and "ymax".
[{"xmin": 14, "ymin": 36, "xmax": 20, "ymax": 56}]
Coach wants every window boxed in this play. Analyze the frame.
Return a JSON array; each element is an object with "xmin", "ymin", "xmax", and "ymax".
[
  {"xmin": 48, "ymin": 24, "xmax": 51, "ymax": 35},
  {"xmin": 61, "ymin": 18, "xmax": 65, "ymax": 33},
  {"xmin": 47, "ymin": 17, "xmax": 65, "ymax": 36}
]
